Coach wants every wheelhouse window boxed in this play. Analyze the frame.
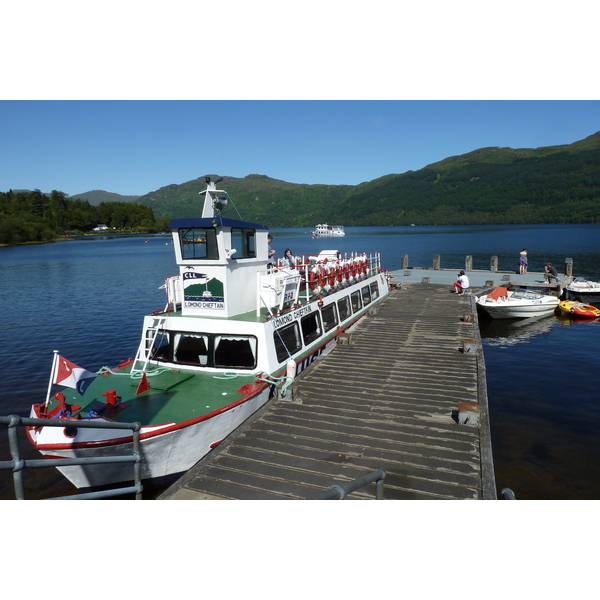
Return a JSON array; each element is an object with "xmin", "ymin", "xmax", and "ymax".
[
  {"xmin": 274, "ymin": 322, "xmax": 302, "ymax": 363},
  {"xmin": 361, "ymin": 285, "xmax": 372, "ymax": 306},
  {"xmin": 337, "ymin": 296, "xmax": 351, "ymax": 321},
  {"xmin": 321, "ymin": 303, "xmax": 338, "ymax": 333},
  {"xmin": 301, "ymin": 311, "xmax": 322, "ymax": 345},
  {"xmin": 350, "ymin": 290, "xmax": 362, "ymax": 313},
  {"xmin": 230, "ymin": 227, "xmax": 256, "ymax": 259},
  {"xmin": 180, "ymin": 228, "xmax": 218, "ymax": 260}
]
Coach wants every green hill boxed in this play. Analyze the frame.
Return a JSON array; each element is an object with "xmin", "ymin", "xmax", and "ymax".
[
  {"xmin": 129, "ymin": 132, "xmax": 600, "ymax": 226},
  {"xmin": 71, "ymin": 190, "xmax": 142, "ymax": 205}
]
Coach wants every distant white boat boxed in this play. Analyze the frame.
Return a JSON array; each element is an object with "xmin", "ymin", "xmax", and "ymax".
[
  {"xmin": 476, "ymin": 287, "xmax": 559, "ymax": 319},
  {"xmin": 312, "ymin": 224, "xmax": 345, "ymax": 237}
]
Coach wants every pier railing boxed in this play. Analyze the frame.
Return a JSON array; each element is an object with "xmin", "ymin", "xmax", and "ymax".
[
  {"xmin": 0, "ymin": 415, "xmax": 143, "ymax": 500},
  {"xmin": 311, "ymin": 469, "xmax": 386, "ymax": 500},
  {"xmin": 401, "ymin": 254, "xmax": 575, "ymax": 276}
]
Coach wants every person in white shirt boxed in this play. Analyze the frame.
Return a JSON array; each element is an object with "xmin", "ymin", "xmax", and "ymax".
[
  {"xmin": 453, "ymin": 270, "xmax": 470, "ymax": 294},
  {"xmin": 281, "ymin": 248, "xmax": 297, "ymax": 268}
]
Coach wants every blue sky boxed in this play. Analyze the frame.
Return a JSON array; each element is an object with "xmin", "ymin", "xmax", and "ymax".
[
  {"xmin": 2, "ymin": 4, "xmax": 599, "ymax": 197},
  {"xmin": 1, "ymin": 100, "xmax": 599, "ymax": 196}
]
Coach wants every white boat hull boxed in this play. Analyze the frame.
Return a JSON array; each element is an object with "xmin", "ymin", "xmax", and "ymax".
[{"xmin": 478, "ymin": 303, "xmax": 557, "ymax": 319}]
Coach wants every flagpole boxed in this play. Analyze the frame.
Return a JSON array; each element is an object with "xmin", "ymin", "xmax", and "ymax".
[{"xmin": 45, "ymin": 350, "xmax": 59, "ymax": 407}]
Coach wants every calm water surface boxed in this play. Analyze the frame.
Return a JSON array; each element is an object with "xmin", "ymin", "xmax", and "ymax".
[{"xmin": 1, "ymin": 225, "xmax": 599, "ymax": 499}]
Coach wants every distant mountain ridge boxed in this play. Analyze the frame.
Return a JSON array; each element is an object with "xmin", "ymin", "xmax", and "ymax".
[
  {"xmin": 71, "ymin": 190, "xmax": 142, "ymax": 205},
  {"xmin": 75, "ymin": 131, "xmax": 600, "ymax": 226}
]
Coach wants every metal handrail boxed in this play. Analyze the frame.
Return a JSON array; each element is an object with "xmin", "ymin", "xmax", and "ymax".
[
  {"xmin": 312, "ymin": 469, "xmax": 386, "ymax": 500},
  {"xmin": 0, "ymin": 414, "xmax": 143, "ymax": 500}
]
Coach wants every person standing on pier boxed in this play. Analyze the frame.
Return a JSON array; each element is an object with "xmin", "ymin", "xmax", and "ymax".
[
  {"xmin": 519, "ymin": 249, "xmax": 528, "ymax": 274},
  {"xmin": 454, "ymin": 270, "xmax": 470, "ymax": 294}
]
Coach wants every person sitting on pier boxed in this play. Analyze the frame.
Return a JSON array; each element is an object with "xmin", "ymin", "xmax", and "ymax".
[
  {"xmin": 454, "ymin": 270, "xmax": 470, "ymax": 294},
  {"xmin": 544, "ymin": 262, "xmax": 559, "ymax": 283}
]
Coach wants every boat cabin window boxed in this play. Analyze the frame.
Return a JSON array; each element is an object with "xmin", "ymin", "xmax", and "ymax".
[
  {"xmin": 163, "ymin": 332, "xmax": 257, "ymax": 369},
  {"xmin": 337, "ymin": 296, "xmax": 351, "ymax": 321},
  {"xmin": 301, "ymin": 311, "xmax": 322, "ymax": 345},
  {"xmin": 361, "ymin": 285, "xmax": 372, "ymax": 306},
  {"xmin": 214, "ymin": 335, "xmax": 257, "ymax": 369},
  {"xmin": 321, "ymin": 303, "xmax": 338, "ymax": 333},
  {"xmin": 274, "ymin": 322, "xmax": 302, "ymax": 363},
  {"xmin": 174, "ymin": 333, "xmax": 210, "ymax": 365},
  {"xmin": 180, "ymin": 228, "xmax": 218, "ymax": 260},
  {"xmin": 370, "ymin": 282, "xmax": 379, "ymax": 300},
  {"xmin": 350, "ymin": 290, "xmax": 362, "ymax": 313},
  {"xmin": 230, "ymin": 227, "xmax": 256, "ymax": 259}
]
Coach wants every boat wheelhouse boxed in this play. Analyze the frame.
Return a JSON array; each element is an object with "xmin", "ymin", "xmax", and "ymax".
[{"xmin": 27, "ymin": 178, "xmax": 390, "ymax": 490}]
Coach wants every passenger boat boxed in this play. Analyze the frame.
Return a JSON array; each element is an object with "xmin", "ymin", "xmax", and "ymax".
[
  {"xmin": 26, "ymin": 178, "xmax": 390, "ymax": 490},
  {"xmin": 476, "ymin": 286, "xmax": 559, "ymax": 319},
  {"xmin": 312, "ymin": 224, "xmax": 345, "ymax": 237},
  {"xmin": 565, "ymin": 278, "xmax": 600, "ymax": 298},
  {"xmin": 557, "ymin": 300, "xmax": 600, "ymax": 319}
]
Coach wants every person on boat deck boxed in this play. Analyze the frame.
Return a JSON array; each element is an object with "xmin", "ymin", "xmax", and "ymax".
[
  {"xmin": 519, "ymin": 248, "xmax": 528, "ymax": 274},
  {"xmin": 454, "ymin": 270, "xmax": 470, "ymax": 294},
  {"xmin": 267, "ymin": 234, "xmax": 275, "ymax": 267},
  {"xmin": 544, "ymin": 262, "xmax": 559, "ymax": 282},
  {"xmin": 281, "ymin": 248, "xmax": 297, "ymax": 268}
]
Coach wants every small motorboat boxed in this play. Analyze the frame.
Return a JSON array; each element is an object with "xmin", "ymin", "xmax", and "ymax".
[
  {"xmin": 558, "ymin": 300, "xmax": 600, "ymax": 319},
  {"xmin": 476, "ymin": 286, "xmax": 559, "ymax": 319},
  {"xmin": 565, "ymin": 278, "xmax": 600, "ymax": 297}
]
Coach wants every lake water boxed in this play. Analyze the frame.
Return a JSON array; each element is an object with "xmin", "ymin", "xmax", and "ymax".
[{"xmin": 1, "ymin": 224, "xmax": 599, "ymax": 499}]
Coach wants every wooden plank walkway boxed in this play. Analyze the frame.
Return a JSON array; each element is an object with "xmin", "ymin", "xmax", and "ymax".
[{"xmin": 160, "ymin": 283, "xmax": 495, "ymax": 500}]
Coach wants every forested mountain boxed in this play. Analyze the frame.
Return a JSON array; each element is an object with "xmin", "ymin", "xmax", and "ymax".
[
  {"xmin": 134, "ymin": 132, "xmax": 600, "ymax": 226},
  {"xmin": 0, "ymin": 189, "xmax": 167, "ymax": 245},
  {"xmin": 4, "ymin": 131, "xmax": 600, "ymax": 245}
]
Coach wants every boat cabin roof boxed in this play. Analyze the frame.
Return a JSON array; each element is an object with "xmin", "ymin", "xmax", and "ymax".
[{"xmin": 169, "ymin": 217, "xmax": 269, "ymax": 231}]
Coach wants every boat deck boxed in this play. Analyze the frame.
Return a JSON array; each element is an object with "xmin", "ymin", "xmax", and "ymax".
[{"xmin": 160, "ymin": 282, "xmax": 495, "ymax": 500}]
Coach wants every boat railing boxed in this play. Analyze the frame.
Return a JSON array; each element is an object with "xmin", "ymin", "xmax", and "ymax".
[
  {"xmin": 259, "ymin": 251, "xmax": 384, "ymax": 317},
  {"xmin": 0, "ymin": 415, "xmax": 143, "ymax": 500},
  {"xmin": 311, "ymin": 468, "xmax": 386, "ymax": 500}
]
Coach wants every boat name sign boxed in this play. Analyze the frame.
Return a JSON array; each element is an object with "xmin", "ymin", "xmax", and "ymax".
[{"xmin": 270, "ymin": 303, "xmax": 314, "ymax": 329}]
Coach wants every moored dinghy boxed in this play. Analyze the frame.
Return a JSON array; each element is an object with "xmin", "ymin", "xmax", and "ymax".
[
  {"xmin": 476, "ymin": 286, "xmax": 559, "ymax": 319},
  {"xmin": 26, "ymin": 177, "xmax": 390, "ymax": 490}
]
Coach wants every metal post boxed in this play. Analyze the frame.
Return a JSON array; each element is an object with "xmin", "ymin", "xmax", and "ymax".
[{"xmin": 7, "ymin": 415, "xmax": 25, "ymax": 500}]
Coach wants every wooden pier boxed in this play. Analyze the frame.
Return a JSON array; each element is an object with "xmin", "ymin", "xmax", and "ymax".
[{"xmin": 160, "ymin": 284, "xmax": 496, "ymax": 500}]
